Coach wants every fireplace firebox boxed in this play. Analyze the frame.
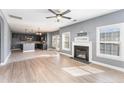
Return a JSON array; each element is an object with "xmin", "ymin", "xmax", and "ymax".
[{"xmin": 74, "ymin": 46, "xmax": 89, "ymax": 64}]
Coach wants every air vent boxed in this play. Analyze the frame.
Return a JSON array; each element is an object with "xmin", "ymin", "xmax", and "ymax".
[{"xmin": 9, "ymin": 15, "xmax": 23, "ymax": 20}]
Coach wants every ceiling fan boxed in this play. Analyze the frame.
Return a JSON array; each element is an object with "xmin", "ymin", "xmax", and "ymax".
[{"xmin": 46, "ymin": 9, "xmax": 76, "ymax": 22}]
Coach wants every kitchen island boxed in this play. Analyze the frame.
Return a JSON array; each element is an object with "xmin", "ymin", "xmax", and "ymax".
[
  {"xmin": 19, "ymin": 41, "xmax": 42, "ymax": 52},
  {"xmin": 23, "ymin": 42, "xmax": 35, "ymax": 52},
  {"xmin": 12, "ymin": 41, "xmax": 47, "ymax": 52}
]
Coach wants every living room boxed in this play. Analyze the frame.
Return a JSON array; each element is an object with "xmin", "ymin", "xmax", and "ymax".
[{"xmin": 0, "ymin": 9, "xmax": 124, "ymax": 83}]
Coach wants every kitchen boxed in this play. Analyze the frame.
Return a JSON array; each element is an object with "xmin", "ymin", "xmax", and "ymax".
[{"xmin": 11, "ymin": 32, "xmax": 47, "ymax": 52}]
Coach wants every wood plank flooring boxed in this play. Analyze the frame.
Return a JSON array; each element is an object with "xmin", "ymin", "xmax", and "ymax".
[{"xmin": 0, "ymin": 51, "xmax": 124, "ymax": 83}]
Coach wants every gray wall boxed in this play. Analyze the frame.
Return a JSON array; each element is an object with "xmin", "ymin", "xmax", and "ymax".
[
  {"xmin": 47, "ymin": 32, "xmax": 52, "ymax": 48},
  {"xmin": 0, "ymin": 10, "xmax": 11, "ymax": 63},
  {"xmin": 49, "ymin": 10, "xmax": 124, "ymax": 68},
  {"xmin": 0, "ymin": 14, "xmax": 5, "ymax": 63},
  {"xmin": 0, "ymin": 17, "xmax": 1, "ymax": 62}
]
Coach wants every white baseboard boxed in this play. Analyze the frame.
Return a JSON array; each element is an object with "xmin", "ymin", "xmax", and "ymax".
[
  {"xmin": 59, "ymin": 52, "xmax": 72, "ymax": 57},
  {"xmin": 59, "ymin": 52, "xmax": 124, "ymax": 72},
  {"xmin": 91, "ymin": 60, "xmax": 124, "ymax": 72},
  {"xmin": 1, "ymin": 51, "xmax": 124, "ymax": 72},
  {"xmin": 23, "ymin": 50, "xmax": 35, "ymax": 53},
  {"xmin": 0, "ymin": 52, "xmax": 11, "ymax": 65}
]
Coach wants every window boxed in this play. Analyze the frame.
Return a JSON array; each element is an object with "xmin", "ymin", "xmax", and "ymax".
[
  {"xmin": 52, "ymin": 35, "xmax": 60, "ymax": 50},
  {"xmin": 62, "ymin": 32, "xmax": 70, "ymax": 51},
  {"xmin": 52, "ymin": 35, "xmax": 57, "ymax": 48},
  {"xmin": 99, "ymin": 29, "xmax": 120, "ymax": 56},
  {"xmin": 96, "ymin": 23, "xmax": 124, "ymax": 61}
]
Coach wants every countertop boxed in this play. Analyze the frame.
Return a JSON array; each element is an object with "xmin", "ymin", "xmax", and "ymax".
[{"xmin": 18, "ymin": 41, "xmax": 43, "ymax": 44}]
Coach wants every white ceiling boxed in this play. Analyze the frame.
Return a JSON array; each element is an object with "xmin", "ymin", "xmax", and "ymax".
[{"xmin": 2, "ymin": 9, "xmax": 119, "ymax": 33}]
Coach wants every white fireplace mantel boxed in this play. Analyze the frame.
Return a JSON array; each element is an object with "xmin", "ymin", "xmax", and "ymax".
[{"xmin": 72, "ymin": 41, "xmax": 92, "ymax": 62}]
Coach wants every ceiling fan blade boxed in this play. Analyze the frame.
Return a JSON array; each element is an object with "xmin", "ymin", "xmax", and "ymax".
[
  {"xmin": 62, "ymin": 16, "xmax": 72, "ymax": 19},
  {"xmin": 61, "ymin": 10, "xmax": 71, "ymax": 15},
  {"xmin": 46, "ymin": 16, "xmax": 56, "ymax": 19},
  {"xmin": 48, "ymin": 9, "xmax": 57, "ymax": 15}
]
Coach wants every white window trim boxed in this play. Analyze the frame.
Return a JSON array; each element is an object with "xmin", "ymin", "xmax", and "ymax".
[
  {"xmin": 62, "ymin": 32, "xmax": 71, "ymax": 51},
  {"xmin": 96, "ymin": 23, "xmax": 124, "ymax": 61},
  {"xmin": 52, "ymin": 35, "xmax": 60, "ymax": 51},
  {"xmin": 52, "ymin": 35, "xmax": 56, "ymax": 48}
]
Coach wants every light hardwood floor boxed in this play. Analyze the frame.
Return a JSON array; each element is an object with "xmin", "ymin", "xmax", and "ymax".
[{"xmin": 0, "ymin": 50, "xmax": 124, "ymax": 83}]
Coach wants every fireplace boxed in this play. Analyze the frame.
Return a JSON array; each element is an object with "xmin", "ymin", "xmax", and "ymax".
[
  {"xmin": 74, "ymin": 46, "xmax": 89, "ymax": 64},
  {"xmin": 72, "ymin": 36, "xmax": 92, "ymax": 64}
]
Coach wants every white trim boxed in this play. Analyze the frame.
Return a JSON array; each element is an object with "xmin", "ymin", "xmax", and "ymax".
[
  {"xmin": 72, "ymin": 41, "xmax": 92, "ymax": 62},
  {"xmin": 0, "ymin": 52, "xmax": 11, "ymax": 65},
  {"xmin": 96, "ymin": 23, "xmax": 124, "ymax": 61},
  {"xmin": 97, "ymin": 54, "xmax": 124, "ymax": 61},
  {"xmin": 23, "ymin": 50, "xmax": 35, "ymax": 53},
  {"xmin": 59, "ymin": 52, "xmax": 124, "ymax": 72},
  {"xmin": 91, "ymin": 60, "xmax": 124, "ymax": 72},
  {"xmin": 62, "ymin": 32, "xmax": 71, "ymax": 51},
  {"xmin": 59, "ymin": 52, "xmax": 72, "ymax": 57}
]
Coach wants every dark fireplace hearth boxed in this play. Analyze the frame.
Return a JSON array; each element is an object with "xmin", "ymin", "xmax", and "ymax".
[{"xmin": 74, "ymin": 46, "xmax": 90, "ymax": 64}]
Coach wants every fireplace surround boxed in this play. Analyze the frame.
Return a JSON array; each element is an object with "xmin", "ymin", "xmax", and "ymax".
[{"xmin": 72, "ymin": 37, "xmax": 92, "ymax": 64}]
